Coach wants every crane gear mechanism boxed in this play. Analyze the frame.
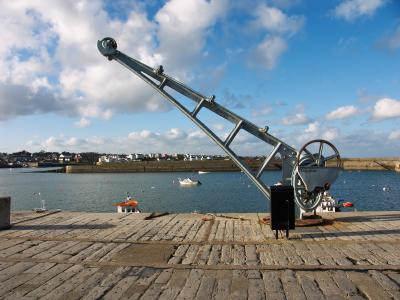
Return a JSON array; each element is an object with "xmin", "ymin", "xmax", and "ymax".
[{"xmin": 97, "ymin": 37, "xmax": 342, "ymax": 212}]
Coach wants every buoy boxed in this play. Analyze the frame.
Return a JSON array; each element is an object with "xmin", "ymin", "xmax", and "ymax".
[{"xmin": 383, "ymin": 187, "xmax": 388, "ymax": 191}]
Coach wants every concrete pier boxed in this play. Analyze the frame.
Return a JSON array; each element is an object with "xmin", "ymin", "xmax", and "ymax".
[{"xmin": 0, "ymin": 211, "xmax": 399, "ymax": 299}]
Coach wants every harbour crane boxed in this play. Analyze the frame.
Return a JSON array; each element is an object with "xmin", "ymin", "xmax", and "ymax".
[{"xmin": 97, "ymin": 37, "xmax": 342, "ymax": 216}]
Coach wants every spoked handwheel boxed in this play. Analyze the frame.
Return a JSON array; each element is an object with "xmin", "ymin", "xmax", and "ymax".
[{"xmin": 292, "ymin": 139, "xmax": 342, "ymax": 211}]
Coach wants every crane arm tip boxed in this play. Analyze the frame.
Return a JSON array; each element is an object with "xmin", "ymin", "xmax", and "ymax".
[{"xmin": 97, "ymin": 37, "xmax": 118, "ymax": 59}]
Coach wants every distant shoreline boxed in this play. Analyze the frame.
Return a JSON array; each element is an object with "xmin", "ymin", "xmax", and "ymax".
[{"xmin": 61, "ymin": 158, "xmax": 400, "ymax": 173}]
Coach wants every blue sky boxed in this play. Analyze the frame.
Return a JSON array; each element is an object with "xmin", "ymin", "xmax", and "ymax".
[{"xmin": 0, "ymin": 0, "xmax": 399, "ymax": 157}]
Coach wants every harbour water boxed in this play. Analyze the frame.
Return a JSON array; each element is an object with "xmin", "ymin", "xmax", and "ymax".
[{"xmin": 0, "ymin": 168, "xmax": 399, "ymax": 213}]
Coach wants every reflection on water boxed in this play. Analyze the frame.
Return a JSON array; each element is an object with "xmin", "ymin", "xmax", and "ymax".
[{"xmin": 0, "ymin": 168, "xmax": 399, "ymax": 213}]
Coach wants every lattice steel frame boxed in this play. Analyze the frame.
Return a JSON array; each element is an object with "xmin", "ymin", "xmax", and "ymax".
[{"xmin": 98, "ymin": 37, "xmax": 299, "ymax": 202}]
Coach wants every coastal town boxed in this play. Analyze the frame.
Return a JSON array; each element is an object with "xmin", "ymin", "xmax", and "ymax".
[{"xmin": 0, "ymin": 150, "xmax": 238, "ymax": 168}]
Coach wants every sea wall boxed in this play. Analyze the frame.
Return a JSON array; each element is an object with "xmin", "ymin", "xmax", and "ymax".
[
  {"xmin": 340, "ymin": 158, "xmax": 400, "ymax": 171},
  {"xmin": 64, "ymin": 157, "xmax": 400, "ymax": 173},
  {"xmin": 65, "ymin": 159, "xmax": 280, "ymax": 173}
]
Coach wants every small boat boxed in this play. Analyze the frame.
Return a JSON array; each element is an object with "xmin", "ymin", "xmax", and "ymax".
[
  {"xmin": 178, "ymin": 178, "xmax": 201, "ymax": 186},
  {"xmin": 315, "ymin": 191, "xmax": 354, "ymax": 213},
  {"xmin": 33, "ymin": 192, "xmax": 48, "ymax": 213},
  {"xmin": 198, "ymin": 171, "xmax": 210, "ymax": 174},
  {"xmin": 315, "ymin": 192, "xmax": 339, "ymax": 213},
  {"xmin": 113, "ymin": 194, "xmax": 141, "ymax": 213},
  {"xmin": 33, "ymin": 200, "xmax": 48, "ymax": 213}
]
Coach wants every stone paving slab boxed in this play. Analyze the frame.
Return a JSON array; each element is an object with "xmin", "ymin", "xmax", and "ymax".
[{"xmin": 0, "ymin": 211, "xmax": 398, "ymax": 299}]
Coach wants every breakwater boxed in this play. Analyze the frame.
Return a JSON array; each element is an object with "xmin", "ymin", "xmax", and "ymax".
[
  {"xmin": 339, "ymin": 157, "xmax": 400, "ymax": 171},
  {"xmin": 65, "ymin": 159, "xmax": 280, "ymax": 173},
  {"xmin": 64, "ymin": 158, "xmax": 400, "ymax": 173}
]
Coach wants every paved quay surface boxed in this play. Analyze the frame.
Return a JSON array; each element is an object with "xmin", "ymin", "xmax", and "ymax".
[{"xmin": 0, "ymin": 211, "xmax": 399, "ymax": 299}]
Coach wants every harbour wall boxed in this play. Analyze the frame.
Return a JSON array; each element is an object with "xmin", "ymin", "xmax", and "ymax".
[
  {"xmin": 338, "ymin": 157, "xmax": 400, "ymax": 171},
  {"xmin": 65, "ymin": 159, "xmax": 280, "ymax": 173},
  {"xmin": 64, "ymin": 157, "xmax": 400, "ymax": 173}
]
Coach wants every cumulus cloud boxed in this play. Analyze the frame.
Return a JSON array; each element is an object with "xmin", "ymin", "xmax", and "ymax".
[
  {"xmin": 252, "ymin": 105, "xmax": 273, "ymax": 117},
  {"xmin": 281, "ymin": 104, "xmax": 312, "ymax": 125},
  {"xmin": 0, "ymin": 82, "xmax": 65, "ymax": 120},
  {"xmin": 254, "ymin": 4, "xmax": 304, "ymax": 35},
  {"xmin": 0, "ymin": 0, "xmax": 228, "ymax": 121},
  {"xmin": 212, "ymin": 123, "xmax": 226, "ymax": 131},
  {"xmin": 334, "ymin": 0, "xmax": 386, "ymax": 21},
  {"xmin": 221, "ymin": 89, "xmax": 252, "ymax": 109},
  {"xmin": 282, "ymin": 113, "xmax": 311, "ymax": 125},
  {"xmin": 251, "ymin": 36, "xmax": 288, "ymax": 69},
  {"xmin": 372, "ymin": 97, "xmax": 400, "ymax": 120},
  {"xmin": 335, "ymin": 129, "xmax": 400, "ymax": 157},
  {"xmin": 326, "ymin": 105, "xmax": 359, "ymax": 120},
  {"xmin": 379, "ymin": 24, "xmax": 400, "ymax": 51},
  {"xmin": 296, "ymin": 121, "xmax": 339, "ymax": 144},
  {"xmin": 155, "ymin": 0, "xmax": 228, "ymax": 75},
  {"xmin": 270, "ymin": 0, "xmax": 302, "ymax": 9},
  {"xmin": 389, "ymin": 130, "xmax": 400, "ymax": 141},
  {"xmin": 249, "ymin": 4, "xmax": 304, "ymax": 70},
  {"xmin": 40, "ymin": 135, "xmax": 109, "ymax": 152},
  {"xmin": 33, "ymin": 126, "xmax": 284, "ymax": 155},
  {"xmin": 74, "ymin": 118, "xmax": 90, "ymax": 128}
]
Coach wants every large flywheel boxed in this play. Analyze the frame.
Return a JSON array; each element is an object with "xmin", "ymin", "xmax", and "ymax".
[{"xmin": 292, "ymin": 139, "xmax": 342, "ymax": 210}]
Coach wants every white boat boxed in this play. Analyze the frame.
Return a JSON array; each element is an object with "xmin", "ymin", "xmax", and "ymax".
[
  {"xmin": 315, "ymin": 192, "xmax": 353, "ymax": 213},
  {"xmin": 113, "ymin": 196, "xmax": 141, "ymax": 213},
  {"xmin": 198, "ymin": 171, "xmax": 210, "ymax": 174},
  {"xmin": 33, "ymin": 193, "xmax": 48, "ymax": 213},
  {"xmin": 315, "ymin": 191, "xmax": 339, "ymax": 213},
  {"xmin": 178, "ymin": 178, "xmax": 201, "ymax": 186}
]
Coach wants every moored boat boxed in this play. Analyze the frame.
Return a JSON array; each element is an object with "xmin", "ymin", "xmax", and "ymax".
[
  {"xmin": 178, "ymin": 178, "xmax": 201, "ymax": 186},
  {"xmin": 315, "ymin": 191, "xmax": 354, "ymax": 213},
  {"xmin": 113, "ymin": 194, "xmax": 141, "ymax": 213},
  {"xmin": 198, "ymin": 171, "xmax": 210, "ymax": 174}
]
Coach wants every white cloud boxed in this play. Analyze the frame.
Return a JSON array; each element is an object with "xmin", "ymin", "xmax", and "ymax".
[
  {"xmin": 323, "ymin": 128, "xmax": 340, "ymax": 141},
  {"xmin": 155, "ymin": 0, "xmax": 228, "ymax": 75},
  {"xmin": 372, "ymin": 97, "xmax": 400, "ymax": 120},
  {"xmin": 282, "ymin": 113, "xmax": 311, "ymax": 125},
  {"xmin": 249, "ymin": 4, "xmax": 304, "ymax": 70},
  {"xmin": 252, "ymin": 106, "xmax": 272, "ymax": 117},
  {"xmin": 270, "ymin": 0, "xmax": 301, "ymax": 9},
  {"xmin": 40, "ymin": 135, "xmax": 108, "ymax": 152},
  {"xmin": 75, "ymin": 118, "xmax": 90, "ymax": 128},
  {"xmin": 0, "ymin": 82, "xmax": 64, "ymax": 120},
  {"xmin": 380, "ymin": 24, "xmax": 400, "ymax": 51},
  {"xmin": 34, "ymin": 126, "xmax": 280, "ymax": 155},
  {"xmin": 389, "ymin": 130, "xmax": 400, "ymax": 141},
  {"xmin": 334, "ymin": 0, "xmax": 386, "ymax": 21},
  {"xmin": 165, "ymin": 128, "xmax": 187, "ymax": 140},
  {"xmin": 251, "ymin": 36, "xmax": 288, "ymax": 69},
  {"xmin": 254, "ymin": 4, "xmax": 304, "ymax": 35},
  {"xmin": 296, "ymin": 121, "xmax": 339, "ymax": 144},
  {"xmin": 0, "ymin": 0, "xmax": 227, "ymax": 121},
  {"xmin": 212, "ymin": 123, "xmax": 226, "ymax": 131},
  {"xmin": 326, "ymin": 105, "xmax": 359, "ymax": 120}
]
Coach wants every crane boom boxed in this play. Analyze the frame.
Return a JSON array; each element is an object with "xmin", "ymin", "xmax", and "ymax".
[{"xmin": 97, "ymin": 37, "xmax": 342, "ymax": 212}]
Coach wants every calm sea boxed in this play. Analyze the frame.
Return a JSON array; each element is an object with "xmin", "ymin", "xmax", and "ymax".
[{"xmin": 0, "ymin": 168, "xmax": 399, "ymax": 213}]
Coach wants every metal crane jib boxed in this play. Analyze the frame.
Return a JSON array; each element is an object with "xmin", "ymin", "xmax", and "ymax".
[{"xmin": 97, "ymin": 37, "xmax": 343, "ymax": 212}]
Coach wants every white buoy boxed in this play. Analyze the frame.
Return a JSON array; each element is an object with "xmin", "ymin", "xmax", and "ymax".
[{"xmin": 383, "ymin": 187, "xmax": 388, "ymax": 191}]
